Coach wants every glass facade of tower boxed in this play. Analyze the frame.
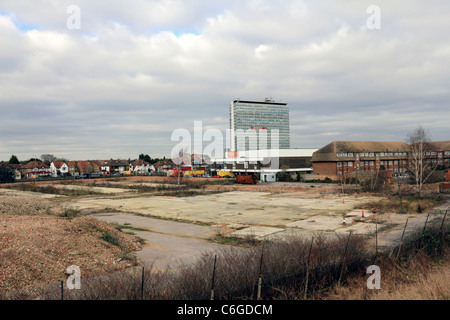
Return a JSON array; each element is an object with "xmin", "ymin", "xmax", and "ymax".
[{"xmin": 230, "ymin": 99, "xmax": 290, "ymax": 151}]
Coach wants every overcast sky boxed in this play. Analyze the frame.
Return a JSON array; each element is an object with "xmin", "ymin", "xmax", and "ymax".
[{"xmin": 0, "ymin": 0, "xmax": 449, "ymax": 161}]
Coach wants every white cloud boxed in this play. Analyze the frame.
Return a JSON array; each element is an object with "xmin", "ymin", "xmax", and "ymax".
[{"xmin": 0, "ymin": 0, "xmax": 449, "ymax": 161}]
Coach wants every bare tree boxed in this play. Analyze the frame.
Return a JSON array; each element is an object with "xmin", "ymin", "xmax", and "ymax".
[
  {"xmin": 395, "ymin": 161, "xmax": 404, "ymax": 204},
  {"xmin": 172, "ymin": 146, "xmax": 190, "ymax": 186},
  {"xmin": 359, "ymin": 169, "xmax": 387, "ymax": 193},
  {"xmin": 368, "ymin": 169, "xmax": 380, "ymax": 192},
  {"xmin": 406, "ymin": 126, "xmax": 438, "ymax": 197},
  {"xmin": 40, "ymin": 154, "xmax": 57, "ymax": 166},
  {"xmin": 338, "ymin": 171, "xmax": 348, "ymax": 194}
]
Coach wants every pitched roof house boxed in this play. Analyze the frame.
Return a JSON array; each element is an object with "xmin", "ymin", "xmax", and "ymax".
[
  {"xmin": 106, "ymin": 159, "xmax": 130, "ymax": 174},
  {"xmin": 50, "ymin": 161, "xmax": 69, "ymax": 177},
  {"xmin": 20, "ymin": 161, "xmax": 51, "ymax": 178},
  {"xmin": 65, "ymin": 161, "xmax": 79, "ymax": 176},
  {"xmin": 76, "ymin": 161, "xmax": 101, "ymax": 175},
  {"xmin": 130, "ymin": 160, "xmax": 150, "ymax": 174},
  {"xmin": 152, "ymin": 160, "xmax": 175, "ymax": 172}
]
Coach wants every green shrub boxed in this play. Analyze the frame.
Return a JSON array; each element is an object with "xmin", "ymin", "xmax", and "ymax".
[
  {"xmin": 58, "ymin": 208, "xmax": 81, "ymax": 218},
  {"xmin": 101, "ymin": 231, "xmax": 122, "ymax": 248}
]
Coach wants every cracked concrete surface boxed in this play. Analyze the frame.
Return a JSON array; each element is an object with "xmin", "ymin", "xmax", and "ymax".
[{"xmin": 62, "ymin": 186, "xmax": 449, "ymax": 267}]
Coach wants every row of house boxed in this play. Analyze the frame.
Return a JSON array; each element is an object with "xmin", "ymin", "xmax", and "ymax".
[
  {"xmin": 4, "ymin": 159, "xmax": 175, "ymax": 180},
  {"xmin": 4, "ymin": 140, "xmax": 448, "ymax": 182}
]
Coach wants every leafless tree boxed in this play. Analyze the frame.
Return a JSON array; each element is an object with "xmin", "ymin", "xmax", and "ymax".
[
  {"xmin": 337, "ymin": 164, "xmax": 353, "ymax": 194},
  {"xmin": 396, "ymin": 162, "xmax": 403, "ymax": 204},
  {"xmin": 338, "ymin": 171, "xmax": 347, "ymax": 194},
  {"xmin": 172, "ymin": 146, "xmax": 190, "ymax": 186},
  {"xmin": 368, "ymin": 169, "xmax": 380, "ymax": 192},
  {"xmin": 40, "ymin": 154, "xmax": 57, "ymax": 166},
  {"xmin": 406, "ymin": 126, "xmax": 438, "ymax": 197}
]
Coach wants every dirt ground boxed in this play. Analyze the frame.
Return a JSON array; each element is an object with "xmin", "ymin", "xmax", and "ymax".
[{"xmin": 0, "ymin": 190, "xmax": 142, "ymax": 298}]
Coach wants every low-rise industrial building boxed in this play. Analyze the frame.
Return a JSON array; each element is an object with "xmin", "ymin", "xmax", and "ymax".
[
  {"xmin": 210, "ymin": 148, "xmax": 317, "ymax": 181},
  {"xmin": 311, "ymin": 140, "xmax": 450, "ymax": 180}
]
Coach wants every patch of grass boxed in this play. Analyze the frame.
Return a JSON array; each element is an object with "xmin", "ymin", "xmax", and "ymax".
[
  {"xmin": 210, "ymin": 231, "xmax": 262, "ymax": 247},
  {"xmin": 362, "ymin": 195, "xmax": 443, "ymax": 214},
  {"xmin": 88, "ymin": 207, "xmax": 124, "ymax": 214},
  {"xmin": 129, "ymin": 185, "xmax": 160, "ymax": 193},
  {"xmin": 5, "ymin": 183, "xmax": 104, "ymax": 197},
  {"xmin": 154, "ymin": 189, "xmax": 225, "ymax": 197},
  {"xmin": 398, "ymin": 219, "xmax": 450, "ymax": 261},
  {"xmin": 101, "ymin": 231, "xmax": 122, "ymax": 248},
  {"xmin": 321, "ymin": 220, "xmax": 450, "ymax": 300},
  {"xmin": 211, "ymin": 235, "xmax": 253, "ymax": 247},
  {"xmin": 100, "ymin": 227, "xmax": 143, "ymax": 264},
  {"xmin": 58, "ymin": 208, "xmax": 81, "ymax": 219},
  {"xmin": 109, "ymin": 180, "xmax": 229, "ymax": 197},
  {"xmin": 206, "ymin": 179, "xmax": 236, "ymax": 186},
  {"xmin": 110, "ymin": 222, "xmax": 149, "ymax": 233},
  {"xmin": 155, "ymin": 215, "xmax": 213, "ymax": 227},
  {"xmin": 116, "ymin": 250, "xmax": 139, "ymax": 264}
]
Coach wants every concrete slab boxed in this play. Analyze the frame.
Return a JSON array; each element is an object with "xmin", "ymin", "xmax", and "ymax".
[
  {"xmin": 230, "ymin": 226, "xmax": 285, "ymax": 239},
  {"xmin": 92, "ymin": 212, "xmax": 217, "ymax": 238},
  {"xmin": 133, "ymin": 229, "xmax": 237, "ymax": 270},
  {"xmin": 89, "ymin": 212, "xmax": 239, "ymax": 269},
  {"xmin": 335, "ymin": 223, "xmax": 377, "ymax": 235},
  {"xmin": 286, "ymin": 215, "xmax": 345, "ymax": 231},
  {"xmin": 261, "ymin": 228, "xmax": 322, "ymax": 241},
  {"xmin": 345, "ymin": 210, "xmax": 373, "ymax": 219},
  {"xmin": 69, "ymin": 191, "xmax": 381, "ymax": 229}
]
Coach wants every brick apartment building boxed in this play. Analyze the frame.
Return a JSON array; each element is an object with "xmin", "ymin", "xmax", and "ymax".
[{"xmin": 312, "ymin": 140, "xmax": 450, "ymax": 179}]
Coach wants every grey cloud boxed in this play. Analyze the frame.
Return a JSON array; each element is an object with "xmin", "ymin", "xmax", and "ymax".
[{"xmin": 0, "ymin": 0, "xmax": 448, "ymax": 161}]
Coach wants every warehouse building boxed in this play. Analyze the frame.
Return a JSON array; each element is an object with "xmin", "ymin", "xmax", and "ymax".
[{"xmin": 210, "ymin": 148, "xmax": 317, "ymax": 181}]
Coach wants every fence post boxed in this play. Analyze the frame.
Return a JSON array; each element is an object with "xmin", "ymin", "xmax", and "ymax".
[
  {"xmin": 257, "ymin": 277, "xmax": 262, "ymax": 301},
  {"xmin": 256, "ymin": 243, "xmax": 264, "ymax": 300},
  {"xmin": 338, "ymin": 232, "xmax": 352, "ymax": 286},
  {"xmin": 141, "ymin": 266, "xmax": 145, "ymax": 300},
  {"xmin": 210, "ymin": 255, "xmax": 217, "ymax": 300},
  {"xmin": 375, "ymin": 223, "xmax": 378, "ymax": 257},
  {"xmin": 420, "ymin": 213, "xmax": 430, "ymax": 248},
  {"xmin": 396, "ymin": 219, "xmax": 409, "ymax": 260},
  {"xmin": 61, "ymin": 280, "xmax": 64, "ymax": 301},
  {"xmin": 422, "ymin": 213, "xmax": 430, "ymax": 236},
  {"xmin": 303, "ymin": 236, "xmax": 314, "ymax": 299},
  {"xmin": 439, "ymin": 210, "xmax": 447, "ymax": 233}
]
